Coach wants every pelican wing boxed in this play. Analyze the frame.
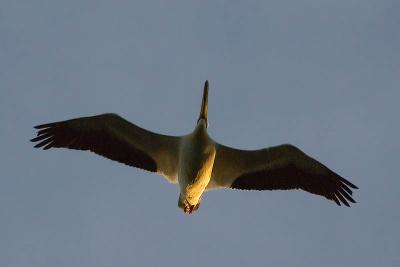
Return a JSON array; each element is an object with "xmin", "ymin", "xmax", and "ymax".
[
  {"xmin": 31, "ymin": 113, "xmax": 180, "ymax": 182},
  {"xmin": 210, "ymin": 144, "xmax": 358, "ymax": 206}
]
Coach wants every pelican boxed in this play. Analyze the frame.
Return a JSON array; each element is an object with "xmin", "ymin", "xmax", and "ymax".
[{"xmin": 31, "ymin": 81, "xmax": 358, "ymax": 214}]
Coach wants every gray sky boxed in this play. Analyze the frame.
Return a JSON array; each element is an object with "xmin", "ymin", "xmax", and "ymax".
[{"xmin": 1, "ymin": 0, "xmax": 399, "ymax": 266}]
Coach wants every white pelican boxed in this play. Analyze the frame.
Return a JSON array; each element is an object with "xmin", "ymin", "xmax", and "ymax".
[{"xmin": 31, "ymin": 81, "xmax": 357, "ymax": 214}]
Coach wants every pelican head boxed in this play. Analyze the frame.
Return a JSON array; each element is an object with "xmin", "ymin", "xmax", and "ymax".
[{"xmin": 197, "ymin": 80, "xmax": 209, "ymax": 127}]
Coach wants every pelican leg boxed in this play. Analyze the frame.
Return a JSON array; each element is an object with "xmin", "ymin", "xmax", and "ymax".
[
  {"xmin": 178, "ymin": 194, "xmax": 201, "ymax": 214},
  {"xmin": 184, "ymin": 202, "xmax": 200, "ymax": 214},
  {"xmin": 192, "ymin": 202, "xmax": 200, "ymax": 212}
]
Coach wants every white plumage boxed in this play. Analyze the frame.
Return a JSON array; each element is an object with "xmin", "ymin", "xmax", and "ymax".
[{"xmin": 31, "ymin": 81, "xmax": 357, "ymax": 214}]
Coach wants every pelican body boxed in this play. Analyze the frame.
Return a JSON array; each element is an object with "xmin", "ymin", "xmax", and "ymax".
[
  {"xmin": 31, "ymin": 81, "xmax": 358, "ymax": 214},
  {"xmin": 178, "ymin": 120, "xmax": 215, "ymax": 212}
]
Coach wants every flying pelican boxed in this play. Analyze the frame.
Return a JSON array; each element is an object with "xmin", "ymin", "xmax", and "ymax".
[{"xmin": 31, "ymin": 81, "xmax": 358, "ymax": 214}]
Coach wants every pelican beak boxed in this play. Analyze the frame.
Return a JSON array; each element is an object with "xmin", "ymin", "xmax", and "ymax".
[{"xmin": 198, "ymin": 80, "xmax": 209, "ymax": 127}]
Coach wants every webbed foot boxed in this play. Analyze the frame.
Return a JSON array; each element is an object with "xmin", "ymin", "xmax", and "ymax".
[{"xmin": 178, "ymin": 196, "xmax": 201, "ymax": 214}]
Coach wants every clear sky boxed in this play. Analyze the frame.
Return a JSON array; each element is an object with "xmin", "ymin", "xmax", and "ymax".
[{"xmin": 1, "ymin": 0, "xmax": 399, "ymax": 266}]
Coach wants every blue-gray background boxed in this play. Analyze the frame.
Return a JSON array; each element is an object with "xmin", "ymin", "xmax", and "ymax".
[{"xmin": 1, "ymin": 1, "xmax": 399, "ymax": 266}]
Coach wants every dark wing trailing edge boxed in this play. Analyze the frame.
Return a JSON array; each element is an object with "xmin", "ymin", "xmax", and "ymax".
[
  {"xmin": 31, "ymin": 113, "xmax": 180, "ymax": 180},
  {"xmin": 210, "ymin": 144, "xmax": 358, "ymax": 207},
  {"xmin": 231, "ymin": 162, "xmax": 357, "ymax": 207}
]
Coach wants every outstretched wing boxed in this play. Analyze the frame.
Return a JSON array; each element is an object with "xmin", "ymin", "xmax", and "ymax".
[
  {"xmin": 31, "ymin": 113, "xmax": 181, "ymax": 182},
  {"xmin": 209, "ymin": 144, "xmax": 358, "ymax": 206}
]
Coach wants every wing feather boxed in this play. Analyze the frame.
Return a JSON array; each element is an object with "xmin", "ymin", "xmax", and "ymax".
[
  {"xmin": 31, "ymin": 113, "xmax": 180, "ymax": 182},
  {"xmin": 209, "ymin": 144, "xmax": 358, "ymax": 206}
]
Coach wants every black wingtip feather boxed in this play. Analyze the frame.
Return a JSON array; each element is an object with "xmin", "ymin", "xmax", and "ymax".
[
  {"xmin": 338, "ymin": 187, "xmax": 355, "ymax": 203},
  {"xmin": 339, "ymin": 177, "xmax": 358, "ymax": 189},
  {"xmin": 43, "ymin": 142, "xmax": 54, "ymax": 150},
  {"xmin": 335, "ymin": 192, "xmax": 350, "ymax": 207},
  {"xmin": 37, "ymin": 128, "xmax": 52, "ymax": 136},
  {"xmin": 332, "ymin": 195, "xmax": 341, "ymax": 206},
  {"xmin": 341, "ymin": 184, "xmax": 353, "ymax": 195},
  {"xmin": 31, "ymin": 133, "xmax": 52, "ymax": 142},
  {"xmin": 34, "ymin": 138, "xmax": 54, "ymax": 148},
  {"xmin": 34, "ymin": 123, "xmax": 53, "ymax": 129}
]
